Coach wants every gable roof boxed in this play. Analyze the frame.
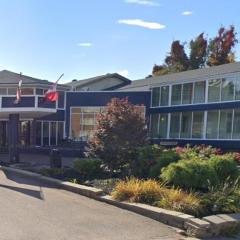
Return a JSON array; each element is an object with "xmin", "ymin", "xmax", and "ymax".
[
  {"xmin": 120, "ymin": 62, "xmax": 240, "ymax": 90},
  {"xmin": 0, "ymin": 70, "xmax": 69, "ymax": 88},
  {"xmin": 65, "ymin": 73, "xmax": 131, "ymax": 89}
]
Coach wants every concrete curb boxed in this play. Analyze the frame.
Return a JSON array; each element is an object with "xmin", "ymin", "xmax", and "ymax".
[
  {"xmin": 0, "ymin": 165, "xmax": 104, "ymax": 199},
  {"xmin": 1, "ymin": 165, "xmax": 240, "ymax": 238}
]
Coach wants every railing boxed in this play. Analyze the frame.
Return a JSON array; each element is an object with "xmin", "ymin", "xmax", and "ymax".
[{"xmin": 0, "ymin": 95, "xmax": 56, "ymax": 109}]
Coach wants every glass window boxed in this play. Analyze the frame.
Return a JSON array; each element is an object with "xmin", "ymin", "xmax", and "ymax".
[
  {"xmin": 208, "ymin": 79, "xmax": 221, "ymax": 102},
  {"xmin": 193, "ymin": 81, "xmax": 205, "ymax": 103},
  {"xmin": 235, "ymin": 77, "xmax": 240, "ymax": 100},
  {"xmin": 171, "ymin": 84, "xmax": 182, "ymax": 105},
  {"xmin": 43, "ymin": 122, "xmax": 49, "ymax": 146},
  {"xmin": 192, "ymin": 111, "xmax": 204, "ymax": 138},
  {"xmin": 50, "ymin": 122, "xmax": 57, "ymax": 145},
  {"xmin": 36, "ymin": 88, "xmax": 44, "ymax": 95},
  {"xmin": 71, "ymin": 114, "xmax": 81, "ymax": 139},
  {"xmin": 221, "ymin": 78, "xmax": 234, "ymax": 101},
  {"xmin": 36, "ymin": 121, "xmax": 42, "ymax": 145},
  {"xmin": 8, "ymin": 88, "xmax": 17, "ymax": 95},
  {"xmin": 180, "ymin": 112, "xmax": 192, "ymax": 138},
  {"xmin": 182, "ymin": 83, "xmax": 193, "ymax": 104},
  {"xmin": 150, "ymin": 114, "xmax": 159, "ymax": 138},
  {"xmin": 57, "ymin": 122, "xmax": 64, "ymax": 144},
  {"xmin": 151, "ymin": 88, "xmax": 160, "ymax": 107},
  {"xmin": 0, "ymin": 88, "xmax": 7, "ymax": 95},
  {"xmin": 158, "ymin": 114, "xmax": 168, "ymax": 138},
  {"xmin": 219, "ymin": 109, "xmax": 233, "ymax": 139},
  {"xmin": 206, "ymin": 110, "xmax": 219, "ymax": 139},
  {"xmin": 160, "ymin": 86, "xmax": 169, "ymax": 106},
  {"xmin": 233, "ymin": 109, "xmax": 240, "ymax": 139},
  {"xmin": 57, "ymin": 91, "xmax": 65, "ymax": 108},
  {"xmin": 170, "ymin": 112, "xmax": 180, "ymax": 138},
  {"xmin": 72, "ymin": 108, "xmax": 81, "ymax": 113},
  {"xmin": 21, "ymin": 88, "xmax": 34, "ymax": 95}
]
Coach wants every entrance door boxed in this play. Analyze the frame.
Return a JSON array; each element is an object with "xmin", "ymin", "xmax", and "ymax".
[{"xmin": 19, "ymin": 121, "xmax": 31, "ymax": 146}]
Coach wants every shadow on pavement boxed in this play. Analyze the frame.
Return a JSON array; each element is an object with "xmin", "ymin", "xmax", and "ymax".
[{"xmin": 0, "ymin": 169, "xmax": 53, "ymax": 200}]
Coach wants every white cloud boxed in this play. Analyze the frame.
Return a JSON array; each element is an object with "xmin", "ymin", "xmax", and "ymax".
[
  {"xmin": 182, "ymin": 11, "xmax": 193, "ymax": 16},
  {"xmin": 77, "ymin": 43, "xmax": 93, "ymax": 47},
  {"xmin": 118, "ymin": 19, "xmax": 166, "ymax": 30},
  {"xmin": 117, "ymin": 69, "xmax": 129, "ymax": 77},
  {"xmin": 125, "ymin": 0, "xmax": 159, "ymax": 6}
]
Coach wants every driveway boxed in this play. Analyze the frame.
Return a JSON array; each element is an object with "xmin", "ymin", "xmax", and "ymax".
[{"xmin": 0, "ymin": 170, "xmax": 183, "ymax": 240}]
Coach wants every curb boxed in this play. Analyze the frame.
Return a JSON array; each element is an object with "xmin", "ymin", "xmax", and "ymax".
[{"xmin": 1, "ymin": 165, "xmax": 240, "ymax": 238}]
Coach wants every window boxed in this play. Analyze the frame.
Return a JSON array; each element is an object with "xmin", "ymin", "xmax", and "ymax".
[
  {"xmin": 8, "ymin": 88, "xmax": 17, "ymax": 95},
  {"xmin": 235, "ymin": 77, "xmax": 240, "ymax": 100},
  {"xmin": 36, "ymin": 88, "xmax": 44, "ymax": 95},
  {"xmin": 193, "ymin": 81, "xmax": 205, "ymax": 103},
  {"xmin": 208, "ymin": 79, "xmax": 221, "ymax": 102},
  {"xmin": 219, "ymin": 109, "xmax": 233, "ymax": 139},
  {"xmin": 171, "ymin": 84, "xmax": 182, "ymax": 105},
  {"xmin": 160, "ymin": 86, "xmax": 169, "ymax": 106},
  {"xmin": 221, "ymin": 78, "xmax": 234, "ymax": 101},
  {"xmin": 192, "ymin": 111, "xmax": 204, "ymax": 138},
  {"xmin": 70, "ymin": 107, "xmax": 102, "ymax": 141},
  {"xmin": 0, "ymin": 88, "xmax": 7, "ymax": 95},
  {"xmin": 182, "ymin": 83, "xmax": 193, "ymax": 104},
  {"xmin": 36, "ymin": 121, "xmax": 42, "ymax": 145},
  {"xmin": 170, "ymin": 113, "xmax": 180, "ymax": 138},
  {"xmin": 43, "ymin": 122, "xmax": 49, "ymax": 146},
  {"xmin": 206, "ymin": 110, "xmax": 219, "ymax": 139},
  {"xmin": 150, "ymin": 114, "xmax": 159, "ymax": 138},
  {"xmin": 151, "ymin": 88, "xmax": 160, "ymax": 107},
  {"xmin": 57, "ymin": 91, "xmax": 65, "ymax": 108},
  {"xmin": 180, "ymin": 112, "xmax": 192, "ymax": 138},
  {"xmin": 50, "ymin": 122, "xmax": 57, "ymax": 145},
  {"xmin": 233, "ymin": 109, "xmax": 240, "ymax": 139},
  {"xmin": 158, "ymin": 114, "xmax": 168, "ymax": 138},
  {"xmin": 21, "ymin": 88, "xmax": 34, "ymax": 95}
]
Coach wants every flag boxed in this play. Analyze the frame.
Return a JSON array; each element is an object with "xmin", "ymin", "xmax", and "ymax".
[
  {"xmin": 14, "ymin": 73, "xmax": 22, "ymax": 104},
  {"xmin": 43, "ymin": 73, "xmax": 64, "ymax": 102}
]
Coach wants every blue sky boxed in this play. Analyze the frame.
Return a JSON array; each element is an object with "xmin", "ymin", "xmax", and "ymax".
[{"xmin": 0, "ymin": 0, "xmax": 239, "ymax": 83}]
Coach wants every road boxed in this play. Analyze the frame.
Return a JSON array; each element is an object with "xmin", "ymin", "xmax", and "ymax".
[{"xmin": 0, "ymin": 169, "xmax": 183, "ymax": 240}]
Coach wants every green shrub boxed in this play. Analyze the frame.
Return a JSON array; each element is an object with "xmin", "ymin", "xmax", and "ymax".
[
  {"xmin": 73, "ymin": 158, "xmax": 103, "ymax": 180},
  {"xmin": 160, "ymin": 159, "xmax": 219, "ymax": 190},
  {"xmin": 149, "ymin": 151, "xmax": 180, "ymax": 178},
  {"xmin": 210, "ymin": 155, "xmax": 239, "ymax": 182},
  {"xmin": 131, "ymin": 144, "xmax": 162, "ymax": 178},
  {"xmin": 200, "ymin": 179, "xmax": 240, "ymax": 216}
]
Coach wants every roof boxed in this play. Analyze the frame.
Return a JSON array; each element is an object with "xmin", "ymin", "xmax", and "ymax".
[
  {"xmin": 0, "ymin": 70, "xmax": 69, "ymax": 88},
  {"xmin": 65, "ymin": 73, "xmax": 131, "ymax": 88},
  {"xmin": 120, "ymin": 62, "xmax": 240, "ymax": 90}
]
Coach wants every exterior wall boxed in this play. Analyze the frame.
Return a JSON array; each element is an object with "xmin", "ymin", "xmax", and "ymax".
[
  {"xmin": 75, "ymin": 77, "xmax": 124, "ymax": 91},
  {"xmin": 65, "ymin": 91, "xmax": 151, "ymax": 138}
]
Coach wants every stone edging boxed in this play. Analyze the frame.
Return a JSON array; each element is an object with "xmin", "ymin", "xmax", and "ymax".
[{"xmin": 1, "ymin": 165, "xmax": 240, "ymax": 238}]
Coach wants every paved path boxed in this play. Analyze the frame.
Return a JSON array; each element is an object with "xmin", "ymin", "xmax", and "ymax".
[{"xmin": 0, "ymin": 170, "xmax": 183, "ymax": 240}]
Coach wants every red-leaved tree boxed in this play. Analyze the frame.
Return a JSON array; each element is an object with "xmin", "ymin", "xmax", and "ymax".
[
  {"xmin": 88, "ymin": 98, "xmax": 148, "ymax": 174},
  {"xmin": 207, "ymin": 25, "xmax": 238, "ymax": 66}
]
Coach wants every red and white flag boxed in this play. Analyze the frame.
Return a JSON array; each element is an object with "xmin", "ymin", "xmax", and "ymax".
[
  {"xmin": 44, "ymin": 73, "xmax": 64, "ymax": 102},
  {"xmin": 14, "ymin": 73, "xmax": 22, "ymax": 104}
]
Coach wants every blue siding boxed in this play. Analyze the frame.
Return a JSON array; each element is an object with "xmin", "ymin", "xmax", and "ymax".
[
  {"xmin": 37, "ymin": 110, "xmax": 65, "ymax": 121},
  {"xmin": 65, "ymin": 91, "xmax": 151, "ymax": 137},
  {"xmin": 2, "ymin": 96, "xmax": 35, "ymax": 108}
]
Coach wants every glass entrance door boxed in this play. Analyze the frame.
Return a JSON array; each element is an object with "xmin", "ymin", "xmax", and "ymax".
[{"xmin": 19, "ymin": 121, "xmax": 31, "ymax": 146}]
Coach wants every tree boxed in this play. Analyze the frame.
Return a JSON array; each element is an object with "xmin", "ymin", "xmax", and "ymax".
[
  {"xmin": 207, "ymin": 26, "xmax": 238, "ymax": 66},
  {"xmin": 165, "ymin": 40, "xmax": 189, "ymax": 72},
  {"xmin": 189, "ymin": 33, "xmax": 208, "ymax": 69},
  {"xmin": 152, "ymin": 64, "xmax": 169, "ymax": 77},
  {"xmin": 88, "ymin": 98, "xmax": 148, "ymax": 174}
]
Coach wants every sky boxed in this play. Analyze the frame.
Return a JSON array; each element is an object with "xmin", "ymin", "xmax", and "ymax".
[{"xmin": 0, "ymin": 0, "xmax": 239, "ymax": 83}]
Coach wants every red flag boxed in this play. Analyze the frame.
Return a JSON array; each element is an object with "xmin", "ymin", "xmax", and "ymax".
[
  {"xmin": 44, "ymin": 73, "xmax": 64, "ymax": 102},
  {"xmin": 14, "ymin": 73, "xmax": 22, "ymax": 104}
]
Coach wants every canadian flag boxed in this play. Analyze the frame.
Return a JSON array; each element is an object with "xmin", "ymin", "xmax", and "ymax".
[
  {"xmin": 44, "ymin": 74, "xmax": 64, "ymax": 102},
  {"xmin": 14, "ymin": 73, "xmax": 22, "ymax": 104}
]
